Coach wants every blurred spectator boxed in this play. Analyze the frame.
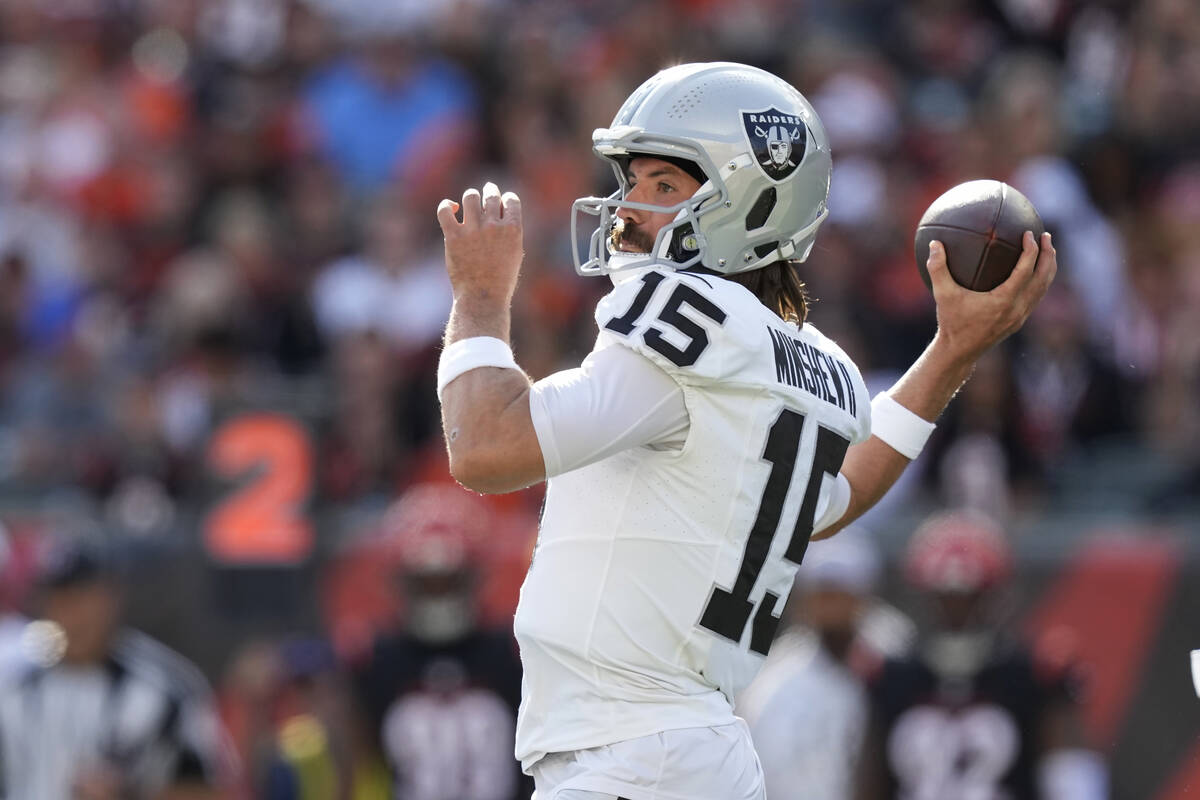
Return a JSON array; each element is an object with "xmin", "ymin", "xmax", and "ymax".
[
  {"xmin": 739, "ymin": 528, "xmax": 914, "ymax": 800},
  {"xmin": 0, "ymin": 541, "xmax": 237, "ymax": 799},
  {"xmin": 219, "ymin": 636, "xmax": 390, "ymax": 800},
  {"xmin": 855, "ymin": 512, "xmax": 1106, "ymax": 800},
  {"xmin": 1010, "ymin": 156, "xmax": 1128, "ymax": 351},
  {"xmin": 1011, "ymin": 284, "xmax": 1134, "ymax": 469},
  {"xmin": 0, "ymin": 0, "xmax": 1191, "ymax": 537},
  {"xmin": 299, "ymin": 29, "xmax": 477, "ymax": 196},
  {"xmin": 319, "ymin": 330, "xmax": 411, "ymax": 501},
  {"xmin": 0, "ymin": 524, "xmax": 30, "ymax": 683},
  {"xmin": 928, "ymin": 350, "xmax": 1031, "ymax": 520},
  {"xmin": 350, "ymin": 485, "xmax": 528, "ymax": 800},
  {"xmin": 310, "ymin": 186, "xmax": 450, "ymax": 355},
  {"xmin": 260, "ymin": 638, "xmax": 390, "ymax": 800}
]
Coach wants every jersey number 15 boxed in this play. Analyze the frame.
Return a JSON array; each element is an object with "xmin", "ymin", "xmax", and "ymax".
[
  {"xmin": 701, "ymin": 408, "xmax": 849, "ymax": 655},
  {"xmin": 604, "ymin": 272, "xmax": 851, "ymax": 656}
]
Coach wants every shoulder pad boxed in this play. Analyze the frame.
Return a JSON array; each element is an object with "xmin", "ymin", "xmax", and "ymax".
[{"xmin": 594, "ymin": 269, "xmax": 757, "ymax": 380}]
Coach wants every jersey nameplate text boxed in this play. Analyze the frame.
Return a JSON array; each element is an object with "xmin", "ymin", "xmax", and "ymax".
[{"xmin": 767, "ymin": 327, "xmax": 857, "ymax": 416}]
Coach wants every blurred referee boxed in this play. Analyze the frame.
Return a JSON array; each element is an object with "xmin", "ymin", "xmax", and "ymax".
[{"xmin": 0, "ymin": 543, "xmax": 236, "ymax": 800}]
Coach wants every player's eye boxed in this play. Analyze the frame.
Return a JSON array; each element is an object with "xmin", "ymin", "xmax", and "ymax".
[{"xmin": 658, "ymin": 182, "xmax": 675, "ymax": 194}]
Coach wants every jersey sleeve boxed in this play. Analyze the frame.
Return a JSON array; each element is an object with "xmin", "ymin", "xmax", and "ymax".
[
  {"xmin": 529, "ymin": 343, "xmax": 689, "ymax": 478},
  {"xmin": 813, "ymin": 472, "xmax": 852, "ymax": 534},
  {"xmin": 593, "ymin": 269, "xmax": 754, "ymax": 384}
]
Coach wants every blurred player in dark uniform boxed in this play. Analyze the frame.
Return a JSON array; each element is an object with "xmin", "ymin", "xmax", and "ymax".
[
  {"xmin": 855, "ymin": 512, "xmax": 1107, "ymax": 800},
  {"xmin": 352, "ymin": 485, "xmax": 528, "ymax": 800}
]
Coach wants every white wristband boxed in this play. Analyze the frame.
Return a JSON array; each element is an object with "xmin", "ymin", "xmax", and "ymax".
[
  {"xmin": 870, "ymin": 392, "xmax": 936, "ymax": 459},
  {"xmin": 437, "ymin": 336, "xmax": 520, "ymax": 401}
]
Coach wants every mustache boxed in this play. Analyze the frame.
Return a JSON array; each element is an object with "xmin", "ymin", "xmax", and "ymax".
[{"xmin": 609, "ymin": 218, "xmax": 656, "ymax": 253}]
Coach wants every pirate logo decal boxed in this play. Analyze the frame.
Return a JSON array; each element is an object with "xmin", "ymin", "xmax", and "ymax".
[{"xmin": 742, "ymin": 108, "xmax": 808, "ymax": 181}]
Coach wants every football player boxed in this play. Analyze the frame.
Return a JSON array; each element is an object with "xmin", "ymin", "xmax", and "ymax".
[
  {"xmin": 855, "ymin": 512, "xmax": 1106, "ymax": 800},
  {"xmin": 353, "ymin": 485, "xmax": 527, "ymax": 800},
  {"xmin": 435, "ymin": 62, "xmax": 1056, "ymax": 800}
]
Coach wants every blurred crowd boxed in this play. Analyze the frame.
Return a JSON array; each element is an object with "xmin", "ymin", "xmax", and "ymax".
[
  {"xmin": 0, "ymin": 0, "xmax": 1198, "ymax": 531},
  {"xmin": 0, "ymin": 0, "xmax": 1198, "ymax": 525},
  {"xmin": 0, "ymin": 0, "xmax": 1197, "ymax": 797}
]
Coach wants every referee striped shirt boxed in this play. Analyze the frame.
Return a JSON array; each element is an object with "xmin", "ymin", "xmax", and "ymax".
[{"xmin": 0, "ymin": 627, "xmax": 236, "ymax": 799}]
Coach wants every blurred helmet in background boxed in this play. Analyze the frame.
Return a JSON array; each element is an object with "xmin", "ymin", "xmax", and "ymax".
[
  {"xmin": 573, "ymin": 61, "xmax": 831, "ymax": 276},
  {"xmin": 903, "ymin": 511, "xmax": 1012, "ymax": 595},
  {"xmin": 380, "ymin": 484, "xmax": 490, "ymax": 645}
]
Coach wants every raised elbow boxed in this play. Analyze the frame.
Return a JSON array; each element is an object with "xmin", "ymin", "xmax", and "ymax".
[
  {"xmin": 443, "ymin": 401, "xmax": 545, "ymax": 493},
  {"xmin": 448, "ymin": 445, "xmax": 510, "ymax": 494},
  {"xmin": 449, "ymin": 437, "xmax": 546, "ymax": 494}
]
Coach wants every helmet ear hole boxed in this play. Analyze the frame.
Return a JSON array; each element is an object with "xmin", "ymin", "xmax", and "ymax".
[
  {"xmin": 667, "ymin": 223, "xmax": 700, "ymax": 262},
  {"xmin": 753, "ymin": 241, "xmax": 778, "ymax": 259},
  {"xmin": 744, "ymin": 188, "xmax": 777, "ymax": 231}
]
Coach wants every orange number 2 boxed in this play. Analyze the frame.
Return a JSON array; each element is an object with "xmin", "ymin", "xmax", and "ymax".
[{"xmin": 204, "ymin": 413, "xmax": 315, "ymax": 565}]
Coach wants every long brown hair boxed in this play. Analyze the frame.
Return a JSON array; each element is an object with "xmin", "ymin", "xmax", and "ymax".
[{"xmin": 725, "ymin": 261, "xmax": 811, "ymax": 324}]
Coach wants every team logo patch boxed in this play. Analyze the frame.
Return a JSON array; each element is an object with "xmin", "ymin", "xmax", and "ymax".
[{"xmin": 742, "ymin": 108, "xmax": 808, "ymax": 181}]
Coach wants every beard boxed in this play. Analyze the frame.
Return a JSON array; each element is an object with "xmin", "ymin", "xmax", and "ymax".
[{"xmin": 609, "ymin": 218, "xmax": 656, "ymax": 254}]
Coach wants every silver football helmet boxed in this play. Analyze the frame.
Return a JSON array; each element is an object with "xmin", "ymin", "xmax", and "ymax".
[{"xmin": 572, "ymin": 62, "xmax": 832, "ymax": 277}]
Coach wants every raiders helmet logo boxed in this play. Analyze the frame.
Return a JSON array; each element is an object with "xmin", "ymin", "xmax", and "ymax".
[{"xmin": 742, "ymin": 108, "xmax": 808, "ymax": 181}]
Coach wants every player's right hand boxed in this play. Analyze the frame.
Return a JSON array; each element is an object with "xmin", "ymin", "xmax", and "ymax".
[
  {"xmin": 437, "ymin": 182, "xmax": 524, "ymax": 307},
  {"xmin": 926, "ymin": 230, "xmax": 1056, "ymax": 363}
]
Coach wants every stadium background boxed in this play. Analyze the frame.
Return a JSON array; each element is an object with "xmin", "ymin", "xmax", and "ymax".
[{"xmin": 0, "ymin": 0, "xmax": 1198, "ymax": 797}]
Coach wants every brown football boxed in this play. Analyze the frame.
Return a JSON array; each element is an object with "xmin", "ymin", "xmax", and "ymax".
[{"xmin": 914, "ymin": 180, "xmax": 1044, "ymax": 292}]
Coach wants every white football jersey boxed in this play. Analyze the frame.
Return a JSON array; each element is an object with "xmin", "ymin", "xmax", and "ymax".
[{"xmin": 513, "ymin": 268, "xmax": 871, "ymax": 770}]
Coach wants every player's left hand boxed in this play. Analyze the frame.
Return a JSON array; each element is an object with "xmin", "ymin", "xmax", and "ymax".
[
  {"xmin": 927, "ymin": 230, "xmax": 1057, "ymax": 363},
  {"xmin": 437, "ymin": 182, "xmax": 524, "ymax": 306}
]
